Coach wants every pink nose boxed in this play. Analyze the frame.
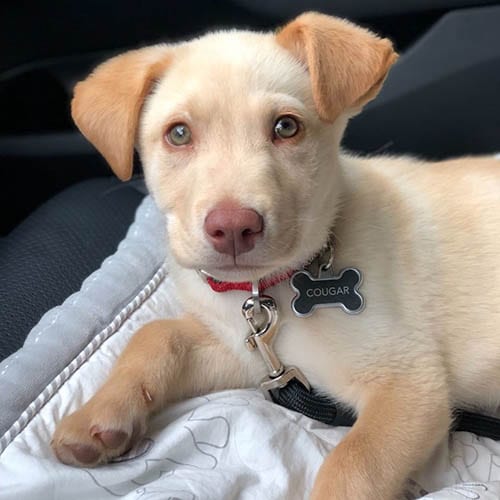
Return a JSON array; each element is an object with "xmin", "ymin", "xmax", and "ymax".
[{"xmin": 204, "ymin": 203, "xmax": 263, "ymax": 256}]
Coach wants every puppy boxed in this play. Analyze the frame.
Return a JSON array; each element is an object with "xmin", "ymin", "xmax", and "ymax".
[{"xmin": 51, "ymin": 12, "xmax": 500, "ymax": 500}]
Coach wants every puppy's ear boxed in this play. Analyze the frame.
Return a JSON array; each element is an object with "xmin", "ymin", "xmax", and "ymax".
[
  {"xmin": 276, "ymin": 12, "xmax": 398, "ymax": 121},
  {"xmin": 72, "ymin": 46, "xmax": 171, "ymax": 180}
]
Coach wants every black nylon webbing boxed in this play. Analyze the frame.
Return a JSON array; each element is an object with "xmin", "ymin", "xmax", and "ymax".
[
  {"xmin": 454, "ymin": 410, "xmax": 500, "ymax": 440},
  {"xmin": 270, "ymin": 379, "xmax": 355, "ymax": 427},
  {"xmin": 271, "ymin": 379, "xmax": 500, "ymax": 439}
]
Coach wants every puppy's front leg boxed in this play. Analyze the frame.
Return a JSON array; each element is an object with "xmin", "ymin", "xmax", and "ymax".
[
  {"xmin": 310, "ymin": 380, "xmax": 450, "ymax": 500},
  {"xmin": 52, "ymin": 316, "xmax": 246, "ymax": 466}
]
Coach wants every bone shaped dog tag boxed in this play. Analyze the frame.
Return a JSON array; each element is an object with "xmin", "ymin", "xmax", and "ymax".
[{"xmin": 291, "ymin": 269, "xmax": 364, "ymax": 317}]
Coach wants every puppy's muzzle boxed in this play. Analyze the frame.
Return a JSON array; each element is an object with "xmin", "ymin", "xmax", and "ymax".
[{"xmin": 204, "ymin": 201, "xmax": 263, "ymax": 257}]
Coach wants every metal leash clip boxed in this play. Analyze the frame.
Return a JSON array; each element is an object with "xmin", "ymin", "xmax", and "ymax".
[{"xmin": 242, "ymin": 294, "xmax": 310, "ymax": 392}]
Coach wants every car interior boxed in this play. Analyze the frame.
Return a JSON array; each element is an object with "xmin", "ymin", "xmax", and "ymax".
[{"xmin": 1, "ymin": 0, "xmax": 499, "ymax": 362}]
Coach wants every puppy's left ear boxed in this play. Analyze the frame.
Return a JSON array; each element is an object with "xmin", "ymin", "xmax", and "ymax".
[
  {"xmin": 276, "ymin": 12, "xmax": 398, "ymax": 121},
  {"xmin": 72, "ymin": 45, "xmax": 171, "ymax": 180}
]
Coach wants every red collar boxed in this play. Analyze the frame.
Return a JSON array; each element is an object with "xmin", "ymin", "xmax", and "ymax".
[{"xmin": 205, "ymin": 269, "xmax": 296, "ymax": 293}]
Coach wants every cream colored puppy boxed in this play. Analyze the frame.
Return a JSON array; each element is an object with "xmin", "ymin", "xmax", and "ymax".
[{"xmin": 51, "ymin": 12, "xmax": 500, "ymax": 500}]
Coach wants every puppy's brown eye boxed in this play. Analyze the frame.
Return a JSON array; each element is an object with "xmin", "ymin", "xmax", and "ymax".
[
  {"xmin": 166, "ymin": 123, "xmax": 192, "ymax": 146},
  {"xmin": 273, "ymin": 115, "xmax": 300, "ymax": 140}
]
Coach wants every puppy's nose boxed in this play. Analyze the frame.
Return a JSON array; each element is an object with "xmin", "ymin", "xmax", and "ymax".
[{"xmin": 205, "ymin": 204, "xmax": 263, "ymax": 256}]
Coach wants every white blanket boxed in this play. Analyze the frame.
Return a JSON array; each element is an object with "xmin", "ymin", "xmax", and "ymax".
[{"xmin": 2, "ymin": 268, "xmax": 500, "ymax": 499}]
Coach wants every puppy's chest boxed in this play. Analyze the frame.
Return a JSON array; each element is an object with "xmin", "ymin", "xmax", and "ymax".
[{"xmin": 190, "ymin": 282, "xmax": 370, "ymax": 394}]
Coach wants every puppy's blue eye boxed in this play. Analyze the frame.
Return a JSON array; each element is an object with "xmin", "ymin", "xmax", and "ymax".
[
  {"xmin": 273, "ymin": 115, "xmax": 300, "ymax": 139},
  {"xmin": 166, "ymin": 123, "xmax": 192, "ymax": 146}
]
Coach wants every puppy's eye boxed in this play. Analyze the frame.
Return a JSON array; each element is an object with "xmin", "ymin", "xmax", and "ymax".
[
  {"xmin": 273, "ymin": 115, "xmax": 300, "ymax": 140},
  {"xmin": 165, "ymin": 123, "xmax": 192, "ymax": 146}
]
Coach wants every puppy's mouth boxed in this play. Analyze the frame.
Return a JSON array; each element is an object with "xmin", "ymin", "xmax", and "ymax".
[
  {"xmin": 195, "ymin": 238, "xmax": 296, "ymax": 282},
  {"xmin": 199, "ymin": 264, "xmax": 297, "ymax": 290},
  {"xmin": 200, "ymin": 263, "xmax": 279, "ymax": 283},
  {"xmin": 171, "ymin": 219, "xmax": 302, "ymax": 282},
  {"xmin": 198, "ymin": 245, "xmax": 305, "ymax": 283},
  {"xmin": 186, "ymin": 231, "xmax": 306, "ymax": 282}
]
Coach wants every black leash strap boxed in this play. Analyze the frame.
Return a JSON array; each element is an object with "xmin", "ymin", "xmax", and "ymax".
[
  {"xmin": 270, "ymin": 379, "xmax": 355, "ymax": 427},
  {"xmin": 454, "ymin": 410, "xmax": 500, "ymax": 440},
  {"xmin": 271, "ymin": 380, "xmax": 500, "ymax": 439}
]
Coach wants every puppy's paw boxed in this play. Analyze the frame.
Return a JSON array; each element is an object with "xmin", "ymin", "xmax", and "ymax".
[{"xmin": 51, "ymin": 400, "xmax": 147, "ymax": 467}]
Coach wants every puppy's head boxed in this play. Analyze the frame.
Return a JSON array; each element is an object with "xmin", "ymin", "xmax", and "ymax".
[{"xmin": 72, "ymin": 13, "xmax": 397, "ymax": 281}]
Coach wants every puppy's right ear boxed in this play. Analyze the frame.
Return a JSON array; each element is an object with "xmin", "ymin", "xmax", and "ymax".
[
  {"xmin": 276, "ymin": 12, "xmax": 398, "ymax": 122},
  {"xmin": 72, "ymin": 46, "xmax": 171, "ymax": 180}
]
